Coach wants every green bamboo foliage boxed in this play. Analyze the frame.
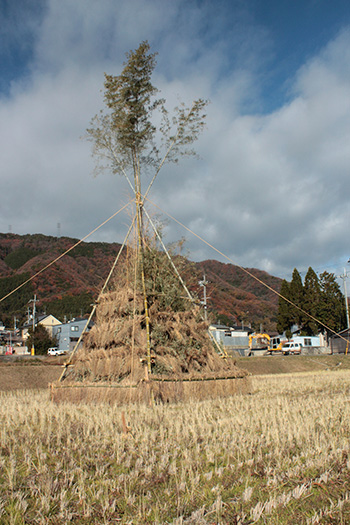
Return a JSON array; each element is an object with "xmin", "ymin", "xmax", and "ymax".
[
  {"xmin": 85, "ymin": 41, "xmax": 209, "ymax": 371},
  {"xmin": 86, "ymin": 40, "xmax": 208, "ymax": 181}
]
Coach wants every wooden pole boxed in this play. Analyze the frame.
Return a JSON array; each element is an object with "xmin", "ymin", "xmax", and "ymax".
[{"xmin": 133, "ymin": 153, "xmax": 152, "ymax": 374}]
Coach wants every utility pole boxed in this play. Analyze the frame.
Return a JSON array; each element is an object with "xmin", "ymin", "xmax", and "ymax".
[
  {"xmin": 339, "ymin": 269, "xmax": 350, "ymax": 330},
  {"xmin": 199, "ymin": 274, "xmax": 209, "ymax": 321},
  {"xmin": 28, "ymin": 295, "xmax": 38, "ymax": 355}
]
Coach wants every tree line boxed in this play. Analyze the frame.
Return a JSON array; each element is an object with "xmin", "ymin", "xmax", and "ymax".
[{"xmin": 277, "ymin": 267, "xmax": 347, "ymax": 338}]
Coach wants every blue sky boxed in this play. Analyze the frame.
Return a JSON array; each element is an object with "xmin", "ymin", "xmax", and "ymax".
[{"xmin": 1, "ymin": 0, "xmax": 350, "ymax": 281}]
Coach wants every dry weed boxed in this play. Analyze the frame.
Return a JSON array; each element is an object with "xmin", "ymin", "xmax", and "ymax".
[{"xmin": 0, "ymin": 370, "xmax": 350, "ymax": 523}]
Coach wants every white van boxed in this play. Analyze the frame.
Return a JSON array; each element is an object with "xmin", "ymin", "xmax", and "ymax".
[
  {"xmin": 282, "ymin": 342, "xmax": 302, "ymax": 355},
  {"xmin": 47, "ymin": 347, "xmax": 65, "ymax": 356}
]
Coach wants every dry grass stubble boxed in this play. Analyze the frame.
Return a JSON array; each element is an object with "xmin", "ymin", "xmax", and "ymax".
[{"xmin": 0, "ymin": 369, "xmax": 350, "ymax": 523}]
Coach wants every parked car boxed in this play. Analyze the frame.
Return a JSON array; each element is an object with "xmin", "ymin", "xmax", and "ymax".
[
  {"xmin": 47, "ymin": 347, "xmax": 65, "ymax": 356},
  {"xmin": 282, "ymin": 342, "xmax": 302, "ymax": 355}
]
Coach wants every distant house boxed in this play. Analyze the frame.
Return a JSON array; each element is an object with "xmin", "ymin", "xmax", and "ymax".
[
  {"xmin": 53, "ymin": 318, "xmax": 93, "ymax": 353},
  {"xmin": 209, "ymin": 324, "xmax": 253, "ymax": 353},
  {"xmin": 37, "ymin": 314, "xmax": 62, "ymax": 337},
  {"xmin": 22, "ymin": 314, "xmax": 62, "ymax": 340}
]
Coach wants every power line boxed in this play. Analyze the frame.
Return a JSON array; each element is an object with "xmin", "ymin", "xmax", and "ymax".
[
  {"xmin": 146, "ymin": 196, "xmax": 350, "ymax": 342},
  {"xmin": 0, "ymin": 203, "xmax": 129, "ymax": 304}
]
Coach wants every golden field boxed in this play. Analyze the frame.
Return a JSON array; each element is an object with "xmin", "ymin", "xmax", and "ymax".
[{"xmin": 1, "ymin": 368, "xmax": 350, "ymax": 524}]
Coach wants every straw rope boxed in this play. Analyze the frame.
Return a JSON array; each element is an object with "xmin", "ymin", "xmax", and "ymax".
[{"xmin": 0, "ymin": 203, "xmax": 129, "ymax": 304}]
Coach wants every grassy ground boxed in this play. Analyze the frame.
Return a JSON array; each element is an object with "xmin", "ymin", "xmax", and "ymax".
[
  {"xmin": 0, "ymin": 357, "xmax": 63, "ymax": 391},
  {"xmin": 0, "ymin": 368, "xmax": 350, "ymax": 523},
  {"xmin": 234, "ymin": 353, "xmax": 350, "ymax": 376},
  {"xmin": 1, "ymin": 354, "xmax": 349, "ymax": 392}
]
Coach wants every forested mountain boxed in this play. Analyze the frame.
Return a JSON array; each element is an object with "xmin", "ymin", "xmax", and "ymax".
[
  {"xmin": 197, "ymin": 260, "xmax": 281, "ymax": 331},
  {"xmin": 0, "ymin": 233, "xmax": 282, "ymax": 331}
]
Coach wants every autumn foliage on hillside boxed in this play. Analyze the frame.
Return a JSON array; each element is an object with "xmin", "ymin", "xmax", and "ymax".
[
  {"xmin": 0, "ymin": 233, "xmax": 123, "ymax": 324},
  {"xmin": 198, "ymin": 260, "xmax": 281, "ymax": 332},
  {"xmin": 0, "ymin": 233, "xmax": 281, "ymax": 330}
]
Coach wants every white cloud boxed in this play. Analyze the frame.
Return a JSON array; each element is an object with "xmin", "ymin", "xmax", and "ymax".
[{"xmin": 1, "ymin": 0, "xmax": 350, "ymax": 280}]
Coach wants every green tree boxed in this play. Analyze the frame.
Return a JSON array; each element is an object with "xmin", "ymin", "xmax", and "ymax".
[
  {"xmin": 318, "ymin": 271, "xmax": 346, "ymax": 335},
  {"xmin": 276, "ymin": 279, "xmax": 292, "ymax": 336},
  {"xmin": 289, "ymin": 268, "xmax": 304, "ymax": 328},
  {"xmin": 26, "ymin": 324, "xmax": 57, "ymax": 356},
  {"xmin": 302, "ymin": 267, "xmax": 320, "ymax": 335}
]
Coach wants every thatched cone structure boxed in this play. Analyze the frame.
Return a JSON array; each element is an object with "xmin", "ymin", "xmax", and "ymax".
[
  {"xmin": 49, "ymin": 42, "xmax": 252, "ymax": 404},
  {"xmin": 51, "ymin": 245, "xmax": 250, "ymax": 404}
]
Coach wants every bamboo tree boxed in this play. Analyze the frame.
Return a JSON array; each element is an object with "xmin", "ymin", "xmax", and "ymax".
[{"xmin": 86, "ymin": 41, "xmax": 208, "ymax": 372}]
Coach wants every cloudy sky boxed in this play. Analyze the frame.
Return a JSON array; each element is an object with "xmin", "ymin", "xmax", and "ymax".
[{"xmin": 2, "ymin": 0, "xmax": 350, "ymax": 280}]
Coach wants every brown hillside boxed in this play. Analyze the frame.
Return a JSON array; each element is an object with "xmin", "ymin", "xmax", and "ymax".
[
  {"xmin": 196, "ymin": 260, "xmax": 281, "ymax": 331},
  {"xmin": 0, "ymin": 233, "xmax": 281, "ymax": 330},
  {"xmin": 0, "ymin": 232, "xmax": 122, "ymax": 296}
]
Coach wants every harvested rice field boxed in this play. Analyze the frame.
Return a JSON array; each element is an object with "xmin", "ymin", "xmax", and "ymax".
[{"xmin": 1, "ymin": 369, "xmax": 350, "ymax": 524}]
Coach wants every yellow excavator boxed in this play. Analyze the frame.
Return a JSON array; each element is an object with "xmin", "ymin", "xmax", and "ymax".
[
  {"xmin": 266, "ymin": 336, "xmax": 288, "ymax": 354},
  {"xmin": 248, "ymin": 333, "xmax": 270, "ymax": 353}
]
